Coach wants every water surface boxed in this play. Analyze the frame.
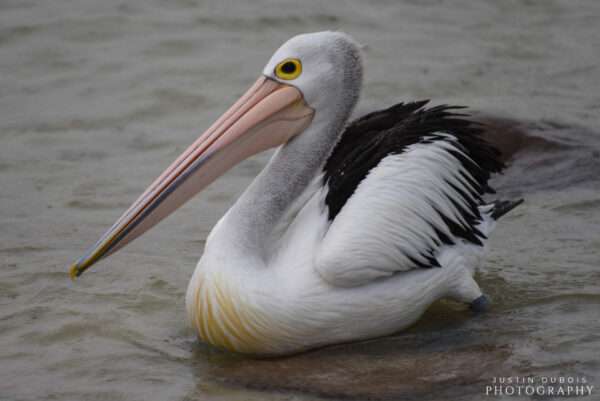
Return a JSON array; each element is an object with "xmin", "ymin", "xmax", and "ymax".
[{"xmin": 1, "ymin": 0, "xmax": 599, "ymax": 400}]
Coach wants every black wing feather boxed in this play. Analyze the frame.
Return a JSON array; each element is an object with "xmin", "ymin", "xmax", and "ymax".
[{"xmin": 323, "ymin": 100, "xmax": 505, "ymax": 254}]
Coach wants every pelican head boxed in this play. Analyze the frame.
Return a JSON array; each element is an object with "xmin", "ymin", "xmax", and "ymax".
[
  {"xmin": 263, "ymin": 32, "xmax": 363, "ymax": 113},
  {"xmin": 69, "ymin": 31, "xmax": 363, "ymax": 278}
]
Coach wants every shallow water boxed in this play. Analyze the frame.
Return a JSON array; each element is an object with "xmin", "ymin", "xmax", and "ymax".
[{"xmin": 1, "ymin": 0, "xmax": 599, "ymax": 400}]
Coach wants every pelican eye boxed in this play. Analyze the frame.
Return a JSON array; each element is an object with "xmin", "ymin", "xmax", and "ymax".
[{"xmin": 275, "ymin": 58, "xmax": 302, "ymax": 80}]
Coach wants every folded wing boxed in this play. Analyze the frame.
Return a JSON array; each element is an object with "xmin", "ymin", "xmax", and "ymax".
[{"xmin": 315, "ymin": 101, "xmax": 504, "ymax": 287}]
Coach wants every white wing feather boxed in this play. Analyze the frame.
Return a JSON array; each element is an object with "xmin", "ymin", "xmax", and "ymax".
[{"xmin": 315, "ymin": 134, "xmax": 487, "ymax": 288}]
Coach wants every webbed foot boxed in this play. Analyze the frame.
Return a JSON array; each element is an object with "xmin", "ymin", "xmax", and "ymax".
[{"xmin": 470, "ymin": 294, "xmax": 491, "ymax": 313}]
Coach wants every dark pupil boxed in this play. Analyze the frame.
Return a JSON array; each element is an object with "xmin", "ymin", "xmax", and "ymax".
[{"xmin": 281, "ymin": 62, "xmax": 296, "ymax": 74}]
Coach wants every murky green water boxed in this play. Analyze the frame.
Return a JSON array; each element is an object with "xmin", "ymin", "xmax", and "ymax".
[{"xmin": 1, "ymin": 1, "xmax": 599, "ymax": 400}]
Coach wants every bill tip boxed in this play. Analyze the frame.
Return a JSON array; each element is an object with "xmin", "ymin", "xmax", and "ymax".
[{"xmin": 69, "ymin": 263, "xmax": 80, "ymax": 281}]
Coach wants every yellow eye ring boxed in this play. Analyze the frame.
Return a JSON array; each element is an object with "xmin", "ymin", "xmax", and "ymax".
[{"xmin": 274, "ymin": 58, "xmax": 302, "ymax": 80}]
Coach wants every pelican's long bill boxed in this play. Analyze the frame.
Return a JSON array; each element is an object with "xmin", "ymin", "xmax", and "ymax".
[{"xmin": 69, "ymin": 77, "xmax": 314, "ymax": 279}]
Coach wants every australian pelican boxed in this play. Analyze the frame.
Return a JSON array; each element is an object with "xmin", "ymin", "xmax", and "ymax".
[{"xmin": 70, "ymin": 31, "xmax": 522, "ymax": 355}]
